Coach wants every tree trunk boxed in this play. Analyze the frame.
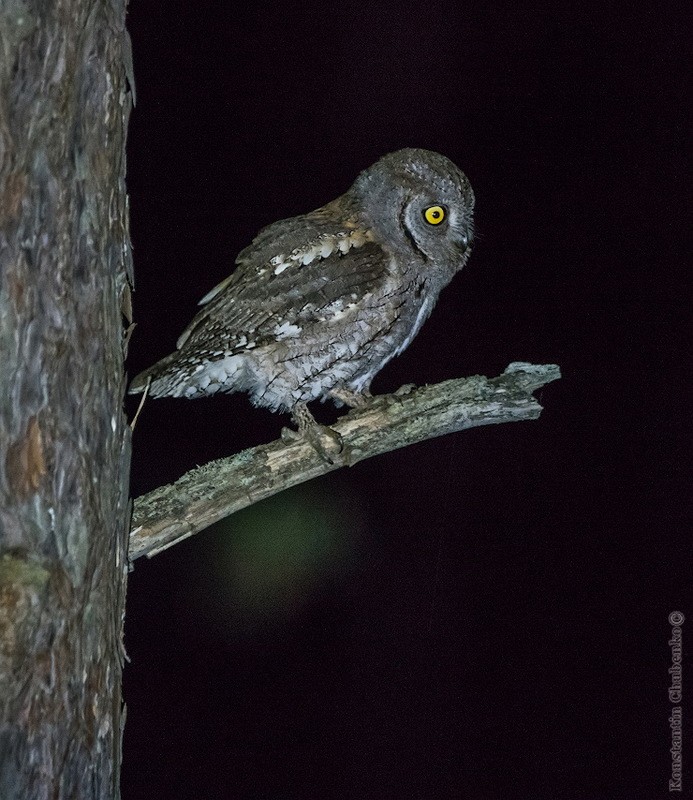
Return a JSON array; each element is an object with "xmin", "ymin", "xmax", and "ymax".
[{"xmin": 0, "ymin": 1, "xmax": 133, "ymax": 797}]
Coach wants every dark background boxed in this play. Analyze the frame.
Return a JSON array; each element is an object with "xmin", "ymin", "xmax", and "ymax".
[{"xmin": 122, "ymin": 5, "xmax": 689, "ymax": 799}]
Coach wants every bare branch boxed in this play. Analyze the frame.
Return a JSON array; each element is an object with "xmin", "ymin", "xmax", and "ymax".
[{"xmin": 129, "ymin": 362, "xmax": 560, "ymax": 560}]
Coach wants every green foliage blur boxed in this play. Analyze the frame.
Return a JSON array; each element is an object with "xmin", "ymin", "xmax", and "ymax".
[{"xmin": 190, "ymin": 481, "xmax": 364, "ymax": 638}]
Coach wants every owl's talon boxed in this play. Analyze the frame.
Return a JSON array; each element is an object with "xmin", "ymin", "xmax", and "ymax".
[
  {"xmin": 370, "ymin": 384, "xmax": 417, "ymax": 408},
  {"xmin": 329, "ymin": 387, "xmax": 372, "ymax": 409},
  {"xmin": 303, "ymin": 423, "xmax": 345, "ymax": 465},
  {"xmin": 288, "ymin": 402, "xmax": 345, "ymax": 464},
  {"xmin": 282, "ymin": 422, "xmax": 344, "ymax": 465},
  {"xmin": 281, "ymin": 422, "xmax": 344, "ymax": 465},
  {"xmin": 281, "ymin": 426, "xmax": 301, "ymax": 444}
]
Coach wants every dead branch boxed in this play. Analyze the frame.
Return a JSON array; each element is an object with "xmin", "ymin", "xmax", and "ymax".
[
  {"xmin": 129, "ymin": 362, "xmax": 560, "ymax": 560},
  {"xmin": 130, "ymin": 362, "xmax": 560, "ymax": 560}
]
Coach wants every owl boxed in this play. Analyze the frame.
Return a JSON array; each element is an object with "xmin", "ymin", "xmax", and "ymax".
[{"xmin": 129, "ymin": 149, "xmax": 474, "ymax": 442}]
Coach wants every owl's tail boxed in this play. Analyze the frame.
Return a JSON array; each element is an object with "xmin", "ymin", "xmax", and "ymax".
[
  {"xmin": 128, "ymin": 351, "xmax": 184, "ymax": 397},
  {"xmin": 130, "ymin": 350, "xmax": 247, "ymax": 399}
]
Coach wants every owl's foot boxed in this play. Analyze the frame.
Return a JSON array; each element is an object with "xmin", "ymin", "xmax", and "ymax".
[
  {"xmin": 328, "ymin": 387, "xmax": 372, "ymax": 409},
  {"xmin": 359, "ymin": 383, "xmax": 417, "ymax": 411},
  {"xmin": 282, "ymin": 402, "xmax": 345, "ymax": 465}
]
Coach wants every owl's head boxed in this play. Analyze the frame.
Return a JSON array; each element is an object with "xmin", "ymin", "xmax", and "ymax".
[{"xmin": 351, "ymin": 148, "xmax": 475, "ymax": 272}]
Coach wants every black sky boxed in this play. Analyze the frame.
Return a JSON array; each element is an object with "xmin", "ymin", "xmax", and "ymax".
[{"xmin": 122, "ymin": 5, "xmax": 690, "ymax": 799}]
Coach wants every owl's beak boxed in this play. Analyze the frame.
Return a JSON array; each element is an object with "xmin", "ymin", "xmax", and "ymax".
[{"xmin": 455, "ymin": 232, "xmax": 472, "ymax": 255}]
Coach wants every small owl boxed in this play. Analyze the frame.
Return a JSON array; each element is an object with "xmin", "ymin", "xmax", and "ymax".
[{"xmin": 130, "ymin": 149, "xmax": 474, "ymax": 434}]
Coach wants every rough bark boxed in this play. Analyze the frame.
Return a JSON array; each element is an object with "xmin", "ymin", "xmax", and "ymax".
[
  {"xmin": 130, "ymin": 363, "xmax": 560, "ymax": 560},
  {"xmin": 0, "ymin": 2, "xmax": 133, "ymax": 798}
]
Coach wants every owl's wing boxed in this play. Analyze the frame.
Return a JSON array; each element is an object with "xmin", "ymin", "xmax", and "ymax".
[
  {"xmin": 188, "ymin": 201, "xmax": 346, "ymax": 311},
  {"xmin": 234, "ymin": 198, "xmax": 348, "ymax": 270},
  {"xmin": 176, "ymin": 203, "xmax": 392, "ymax": 352}
]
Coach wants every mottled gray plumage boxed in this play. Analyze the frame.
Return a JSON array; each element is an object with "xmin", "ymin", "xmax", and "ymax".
[{"xmin": 130, "ymin": 149, "xmax": 474, "ymax": 418}]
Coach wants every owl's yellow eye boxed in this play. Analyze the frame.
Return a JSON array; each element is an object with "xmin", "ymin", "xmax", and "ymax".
[{"xmin": 423, "ymin": 205, "xmax": 446, "ymax": 225}]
